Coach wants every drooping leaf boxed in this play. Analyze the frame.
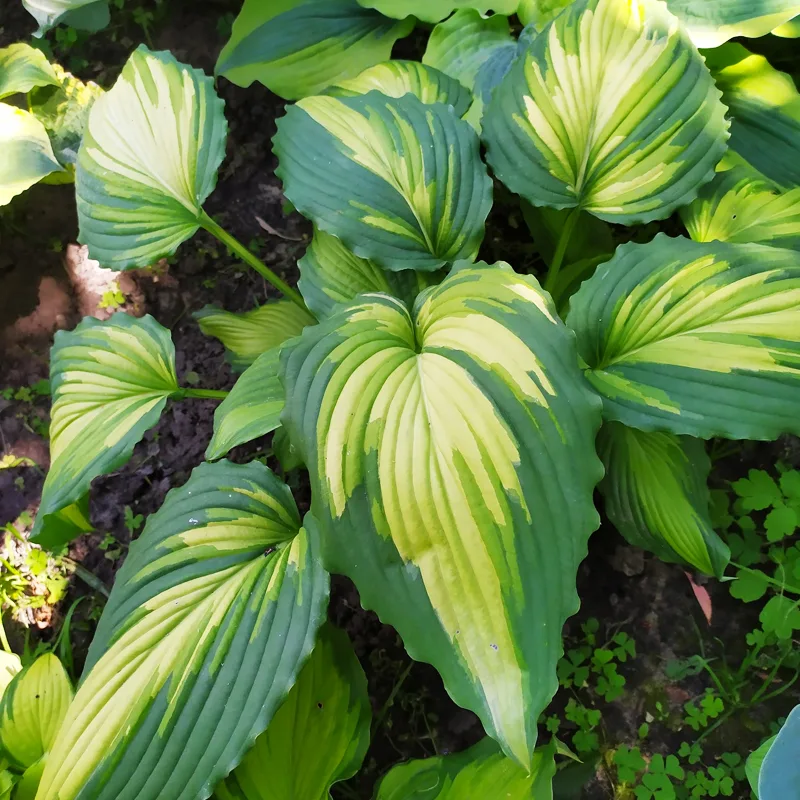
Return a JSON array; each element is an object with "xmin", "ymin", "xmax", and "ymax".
[
  {"xmin": 195, "ymin": 300, "xmax": 314, "ymax": 372},
  {"xmin": 32, "ymin": 313, "xmax": 178, "ymax": 547},
  {"xmin": 483, "ymin": 0, "xmax": 729, "ymax": 225},
  {"xmin": 0, "ymin": 105, "xmax": 62, "ymax": 206},
  {"xmin": 0, "ymin": 654, "xmax": 73, "ymax": 770},
  {"xmin": 0, "ymin": 43, "xmax": 58, "ymax": 99},
  {"xmin": 29, "ymin": 64, "xmax": 104, "ymax": 172},
  {"xmin": 748, "ymin": 736, "xmax": 776, "ymax": 797},
  {"xmin": 327, "ymin": 61, "xmax": 472, "ymax": 117},
  {"xmin": 681, "ymin": 167, "xmax": 800, "ymax": 250},
  {"xmin": 704, "ymin": 43, "xmax": 800, "ymax": 189},
  {"xmin": 22, "ymin": 0, "xmax": 110, "ymax": 36},
  {"xmin": 666, "ymin": 0, "xmax": 800, "ymax": 47},
  {"xmin": 759, "ymin": 704, "xmax": 800, "ymax": 799},
  {"xmin": 297, "ymin": 228, "xmax": 441, "ymax": 320},
  {"xmin": 214, "ymin": 623, "xmax": 370, "ymax": 800},
  {"xmin": 281, "ymin": 263, "xmax": 603, "ymax": 768},
  {"xmin": 567, "ymin": 235, "xmax": 800, "ymax": 439},
  {"xmin": 376, "ymin": 737, "xmax": 556, "ymax": 799},
  {"xmin": 517, "ymin": 0, "xmax": 574, "ymax": 28},
  {"xmin": 76, "ymin": 46, "xmax": 227, "ymax": 269},
  {"xmin": 356, "ymin": 0, "xmax": 517, "ymax": 23},
  {"xmin": 206, "ymin": 349, "xmax": 284, "ymax": 461},
  {"xmin": 274, "ymin": 92, "xmax": 492, "ymax": 272},
  {"xmin": 216, "ymin": 0, "xmax": 414, "ymax": 100},
  {"xmin": 597, "ymin": 423, "xmax": 729, "ymax": 577},
  {"xmin": 37, "ymin": 460, "xmax": 329, "ymax": 800}
]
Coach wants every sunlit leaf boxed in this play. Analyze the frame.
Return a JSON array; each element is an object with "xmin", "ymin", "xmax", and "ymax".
[
  {"xmin": 76, "ymin": 46, "xmax": 227, "ymax": 269},
  {"xmin": 568, "ymin": 235, "xmax": 800, "ymax": 439},
  {"xmin": 282, "ymin": 262, "xmax": 603, "ymax": 767},
  {"xmin": 0, "ymin": 43, "xmax": 58, "ymax": 99},
  {"xmin": 38, "ymin": 461, "xmax": 329, "ymax": 800},
  {"xmin": 483, "ymin": 0, "xmax": 729, "ymax": 225},
  {"xmin": 516, "ymin": 0, "xmax": 574, "ymax": 28},
  {"xmin": 216, "ymin": 0, "xmax": 414, "ymax": 100},
  {"xmin": 22, "ymin": 0, "xmax": 110, "ymax": 36}
]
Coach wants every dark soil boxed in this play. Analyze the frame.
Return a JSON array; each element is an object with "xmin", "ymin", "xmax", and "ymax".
[{"xmin": 1, "ymin": 4, "xmax": 798, "ymax": 799}]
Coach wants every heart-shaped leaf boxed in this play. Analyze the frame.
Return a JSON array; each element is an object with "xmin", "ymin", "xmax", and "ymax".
[
  {"xmin": 483, "ymin": 0, "xmax": 729, "ymax": 225},
  {"xmin": 0, "ymin": 43, "xmax": 58, "ymax": 99},
  {"xmin": 216, "ymin": 0, "xmax": 414, "ymax": 100},
  {"xmin": 568, "ymin": 235, "xmax": 800, "ymax": 439},
  {"xmin": 76, "ymin": 46, "xmax": 227, "ymax": 269},
  {"xmin": 682, "ymin": 167, "xmax": 800, "ymax": 250},
  {"xmin": 274, "ymin": 92, "xmax": 492, "ymax": 272},
  {"xmin": 214, "ymin": 623, "xmax": 370, "ymax": 800},
  {"xmin": 32, "ymin": 313, "xmax": 178, "ymax": 547},
  {"xmin": 37, "ymin": 461, "xmax": 329, "ymax": 800},
  {"xmin": 598, "ymin": 422, "xmax": 729, "ymax": 577},
  {"xmin": 282, "ymin": 262, "xmax": 602, "ymax": 767}
]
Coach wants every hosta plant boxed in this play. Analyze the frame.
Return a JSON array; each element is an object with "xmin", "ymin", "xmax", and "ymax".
[{"xmin": 24, "ymin": 0, "xmax": 800, "ymax": 797}]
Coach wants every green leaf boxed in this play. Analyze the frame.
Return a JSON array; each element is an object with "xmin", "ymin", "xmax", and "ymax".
[
  {"xmin": 22, "ymin": 0, "xmax": 110, "ymax": 36},
  {"xmin": 773, "ymin": 14, "xmax": 800, "ymax": 35},
  {"xmin": 195, "ymin": 300, "xmax": 314, "ymax": 372},
  {"xmin": 517, "ymin": 0, "xmax": 573, "ymax": 28},
  {"xmin": 37, "ymin": 460, "xmax": 329, "ymax": 800},
  {"xmin": 32, "ymin": 313, "xmax": 178, "ymax": 548},
  {"xmin": 0, "ymin": 43, "xmax": 58, "ymax": 99},
  {"xmin": 297, "ymin": 228, "xmax": 440, "ymax": 320},
  {"xmin": 76, "ymin": 46, "xmax": 227, "ymax": 269},
  {"xmin": 567, "ymin": 235, "xmax": 800, "ymax": 439},
  {"xmin": 375, "ymin": 737, "xmax": 556, "ymax": 799},
  {"xmin": 356, "ymin": 0, "xmax": 517, "ymax": 23},
  {"xmin": 598, "ymin": 423, "xmax": 729, "ymax": 577},
  {"xmin": 216, "ymin": 0, "xmax": 414, "ymax": 100},
  {"xmin": 274, "ymin": 92, "xmax": 492, "ymax": 272},
  {"xmin": 730, "ymin": 568, "xmax": 770, "ymax": 602},
  {"xmin": 483, "ymin": 0, "xmax": 729, "ymax": 225},
  {"xmin": 760, "ymin": 595, "xmax": 800, "ymax": 639},
  {"xmin": 0, "ymin": 105, "xmax": 62, "ymax": 206},
  {"xmin": 666, "ymin": 0, "xmax": 800, "ymax": 47},
  {"xmin": 206, "ymin": 349, "xmax": 284, "ymax": 460},
  {"xmin": 15, "ymin": 757, "xmax": 46, "ymax": 800},
  {"xmin": 747, "ymin": 735, "xmax": 776, "ymax": 798},
  {"xmin": 765, "ymin": 502, "xmax": 798, "ymax": 542},
  {"xmin": 682, "ymin": 167, "xmax": 800, "ymax": 250},
  {"xmin": 281, "ymin": 262, "xmax": 603, "ymax": 768},
  {"xmin": 0, "ymin": 654, "xmax": 73, "ymax": 770},
  {"xmin": 732, "ymin": 469, "xmax": 782, "ymax": 511},
  {"xmin": 327, "ymin": 61, "xmax": 472, "ymax": 117},
  {"xmin": 704, "ymin": 43, "xmax": 800, "ymax": 189},
  {"xmin": 213, "ymin": 623, "xmax": 370, "ymax": 800},
  {"xmin": 29, "ymin": 64, "xmax": 104, "ymax": 172},
  {"xmin": 759, "ymin": 705, "xmax": 800, "ymax": 799}
]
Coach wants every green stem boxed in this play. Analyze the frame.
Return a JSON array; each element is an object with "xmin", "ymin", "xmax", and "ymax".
[
  {"xmin": 371, "ymin": 660, "xmax": 414, "ymax": 736},
  {"xmin": 199, "ymin": 213, "xmax": 309, "ymax": 312},
  {"xmin": 64, "ymin": 558, "xmax": 111, "ymax": 598},
  {"xmin": 544, "ymin": 209, "xmax": 580, "ymax": 294},
  {"xmin": 731, "ymin": 562, "xmax": 800, "ymax": 595},
  {"xmin": 183, "ymin": 388, "xmax": 229, "ymax": 401}
]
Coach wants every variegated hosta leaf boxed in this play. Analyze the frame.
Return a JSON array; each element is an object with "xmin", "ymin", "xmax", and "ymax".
[
  {"xmin": 598, "ymin": 423, "xmax": 729, "ymax": 577},
  {"xmin": 422, "ymin": 10, "xmax": 517, "ymax": 131},
  {"xmin": 704, "ymin": 43, "xmax": 800, "ymax": 189},
  {"xmin": 376, "ymin": 737, "xmax": 556, "ymax": 799},
  {"xmin": 0, "ymin": 43, "xmax": 58, "ymax": 99},
  {"xmin": 759, "ymin": 704, "xmax": 800, "ymax": 799},
  {"xmin": 356, "ymin": 0, "xmax": 517, "ymax": 23},
  {"xmin": 214, "ymin": 623, "xmax": 370, "ymax": 800},
  {"xmin": 0, "ymin": 105, "xmax": 62, "ymax": 206},
  {"xmin": 483, "ymin": 0, "xmax": 729, "ymax": 225},
  {"xmin": 38, "ymin": 460, "xmax": 329, "ymax": 800},
  {"xmin": 666, "ymin": 0, "xmax": 800, "ymax": 47},
  {"xmin": 216, "ymin": 0, "xmax": 414, "ymax": 100},
  {"xmin": 773, "ymin": 14, "xmax": 800, "ymax": 34},
  {"xmin": 206, "ymin": 349, "xmax": 284, "ymax": 460},
  {"xmin": 195, "ymin": 300, "xmax": 314, "ymax": 371},
  {"xmin": 29, "ymin": 64, "xmax": 103, "ymax": 171},
  {"xmin": 22, "ymin": 0, "xmax": 110, "ymax": 36},
  {"xmin": 298, "ymin": 228, "xmax": 441, "ymax": 320},
  {"xmin": 567, "ymin": 235, "xmax": 800, "ymax": 440},
  {"xmin": 681, "ymin": 167, "xmax": 800, "ymax": 250},
  {"xmin": 76, "ymin": 46, "xmax": 227, "ymax": 269},
  {"xmin": 281, "ymin": 263, "xmax": 603, "ymax": 767},
  {"xmin": 32, "ymin": 314, "xmax": 178, "ymax": 547},
  {"xmin": 327, "ymin": 61, "xmax": 472, "ymax": 118},
  {"xmin": 0, "ymin": 654, "xmax": 73, "ymax": 770},
  {"xmin": 517, "ymin": 0, "xmax": 574, "ymax": 28},
  {"xmin": 274, "ymin": 92, "xmax": 492, "ymax": 272},
  {"xmin": 16, "ymin": 758, "xmax": 45, "ymax": 800},
  {"xmin": 0, "ymin": 654, "xmax": 21, "ymax": 696}
]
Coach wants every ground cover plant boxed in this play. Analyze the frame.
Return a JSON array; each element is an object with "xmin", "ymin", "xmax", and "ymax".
[{"xmin": 1, "ymin": 0, "xmax": 800, "ymax": 797}]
